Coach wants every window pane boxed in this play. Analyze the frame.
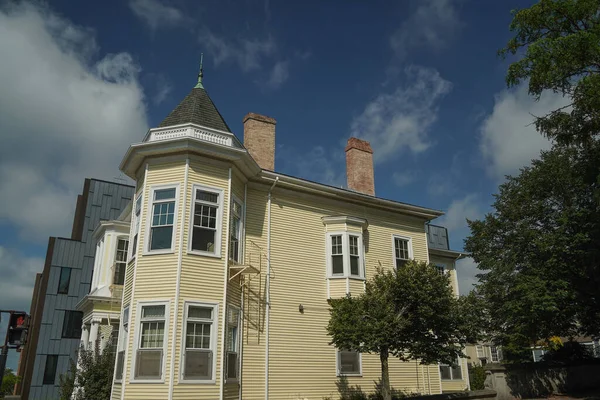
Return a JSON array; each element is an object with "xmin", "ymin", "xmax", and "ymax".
[
  {"xmin": 191, "ymin": 227, "xmax": 216, "ymax": 252},
  {"xmin": 349, "ymin": 236, "xmax": 359, "ymax": 255},
  {"xmin": 490, "ymin": 346, "xmax": 499, "ymax": 362},
  {"xmin": 142, "ymin": 305, "xmax": 165, "ymax": 318},
  {"xmin": 396, "ymin": 259, "xmax": 408, "ymax": 269},
  {"xmin": 196, "ymin": 190, "xmax": 219, "ymax": 204},
  {"xmin": 62, "ymin": 311, "xmax": 83, "ymax": 339},
  {"xmin": 150, "ymin": 226, "xmax": 173, "ymax": 250},
  {"xmin": 227, "ymin": 352, "xmax": 238, "ymax": 379},
  {"xmin": 451, "ymin": 364, "xmax": 462, "ymax": 380},
  {"xmin": 350, "ymin": 256, "xmax": 360, "ymax": 276},
  {"xmin": 440, "ymin": 365, "xmax": 451, "ymax": 380},
  {"xmin": 115, "ymin": 351, "xmax": 125, "ymax": 380},
  {"xmin": 155, "ymin": 188, "xmax": 175, "ymax": 201},
  {"xmin": 114, "ymin": 262, "xmax": 126, "ymax": 285},
  {"xmin": 434, "ymin": 264, "xmax": 445, "ymax": 275},
  {"xmin": 339, "ymin": 351, "xmax": 360, "ymax": 374},
  {"xmin": 43, "ymin": 355, "xmax": 58, "ymax": 385},
  {"xmin": 185, "ymin": 350, "xmax": 212, "ymax": 380},
  {"xmin": 188, "ymin": 306, "xmax": 212, "ymax": 320},
  {"xmin": 332, "ymin": 255, "xmax": 344, "ymax": 275},
  {"xmin": 331, "ymin": 235, "xmax": 342, "ymax": 255},
  {"xmin": 135, "ymin": 350, "xmax": 162, "ymax": 379},
  {"xmin": 58, "ymin": 267, "xmax": 71, "ymax": 294},
  {"xmin": 135, "ymin": 195, "xmax": 142, "ymax": 216}
]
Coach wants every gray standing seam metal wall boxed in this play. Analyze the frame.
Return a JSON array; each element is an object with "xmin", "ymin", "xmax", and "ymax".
[{"xmin": 28, "ymin": 180, "xmax": 133, "ymax": 400}]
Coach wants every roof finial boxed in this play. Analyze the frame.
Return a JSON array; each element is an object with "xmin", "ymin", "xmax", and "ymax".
[{"xmin": 195, "ymin": 53, "xmax": 204, "ymax": 89}]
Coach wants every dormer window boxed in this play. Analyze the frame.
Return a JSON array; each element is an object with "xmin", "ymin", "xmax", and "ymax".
[{"xmin": 114, "ymin": 238, "xmax": 128, "ymax": 285}]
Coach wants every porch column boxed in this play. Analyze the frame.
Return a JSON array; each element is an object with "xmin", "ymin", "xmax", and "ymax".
[
  {"xmin": 89, "ymin": 318, "xmax": 100, "ymax": 351},
  {"xmin": 80, "ymin": 324, "xmax": 90, "ymax": 350}
]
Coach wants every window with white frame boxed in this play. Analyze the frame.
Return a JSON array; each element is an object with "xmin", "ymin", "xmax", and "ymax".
[
  {"xmin": 134, "ymin": 303, "xmax": 167, "ymax": 380},
  {"xmin": 225, "ymin": 306, "xmax": 240, "ymax": 381},
  {"xmin": 114, "ymin": 238, "xmax": 128, "ymax": 285},
  {"xmin": 229, "ymin": 199, "xmax": 243, "ymax": 263},
  {"xmin": 337, "ymin": 350, "xmax": 361, "ymax": 376},
  {"xmin": 115, "ymin": 305, "xmax": 129, "ymax": 382},
  {"xmin": 182, "ymin": 303, "xmax": 217, "ymax": 381},
  {"xmin": 149, "ymin": 188, "xmax": 176, "ymax": 251},
  {"xmin": 327, "ymin": 233, "xmax": 363, "ymax": 278},
  {"xmin": 131, "ymin": 194, "xmax": 142, "ymax": 258},
  {"xmin": 434, "ymin": 263, "xmax": 446, "ymax": 276},
  {"xmin": 490, "ymin": 345, "xmax": 500, "ymax": 362},
  {"xmin": 393, "ymin": 236, "xmax": 412, "ymax": 269},
  {"xmin": 440, "ymin": 358, "xmax": 462, "ymax": 380},
  {"xmin": 190, "ymin": 187, "xmax": 222, "ymax": 255},
  {"xmin": 476, "ymin": 345, "xmax": 485, "ymax": 359}
]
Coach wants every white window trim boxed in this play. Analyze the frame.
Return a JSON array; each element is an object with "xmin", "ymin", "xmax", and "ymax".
[
  {"xmin": 336, "ymin": 349, "xmax": 362, "ymax": 377},
  {"xmin": 143, "ymin": 184, "xmax": 179, "ymax": 255},
  {"xmin": 391, "ymin": 234, "xmax": 414, "ymax": 268},
  {"xmin": 225, "ymin": 305, "xmax": 241, "ymax": 383},
  {"xmin": 229, "ymin": 195, "xmax": 244, "ymax": 264},
  {"xmin": 179, "ymin": 301, "xmax": 219, "ymax": 384},
  {"xmin": 187, "ymin": 184, "xmax": 224, "ymax": 258},
  {"xmin": 129, "ymin": 192, "xmax": 143, "ymax": 261},
  {"xmin": 113, "ymin": 236, "xmax": 129, "ymax": 286},
  {"xmin": 439, "ymin": 358, "xmax": 464, "ymax": 381},
  {"xmin": 114, "ymin": 304, "xmax": 130, "ymax": 383},
  {"xmin": 131, "ymin": 300, "xmax": 170, "ymax": 383},
  {"xmin": 326, "ymin": 231, "xmax": 365, "ymax": 279}
]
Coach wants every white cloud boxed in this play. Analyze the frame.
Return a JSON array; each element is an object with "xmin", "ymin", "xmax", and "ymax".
[
  {"xmin": 0, "ymin": 2, "xmax": 148, "ymax": 241},
  {"xmin": 480, "ymin": 84, "xmax": 566, "ymax": 180},
  {"xmin": 456, "ymin": 256, "xmax": 479, "ymax": 295},
  {"xmin": 129, "ymin": 0, "xmax": 185, "ymax": 30},
  {"xmin": 201, "ymin": 30, "xmax": 276, "ymax": 72},
  {"xmin": 350, "ymin": 66, "xmax": 451, "ymax": 163},
  {"xmin": 265, "ymin": 60, "xmax": 289, "ymax": 89},
  {"xmin": 0, "ymin": 246, "xmax": 44, "ymax": 312},
  {"xmin": 392, "ymin": 171, "xmax": 417, "ymax": 187},
  {"xmin": 437, "ymin": 194, "xmax": 484, "ymax": 233},
  {"xmin": 390, "ymin": 0, "xmax": 461, "ymax": 59}
]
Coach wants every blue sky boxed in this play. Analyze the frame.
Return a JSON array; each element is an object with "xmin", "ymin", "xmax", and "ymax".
[{"xmin": 0, "ymin": 0, "xmax": 563, "ymax": 370}]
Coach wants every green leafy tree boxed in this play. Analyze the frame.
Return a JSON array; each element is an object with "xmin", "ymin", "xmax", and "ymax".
[
  {"xmin": 1, "ymin": 368, "xmax": 19, "ymax": 398},
  {"xmin": 59, "ymin": 339, "xmax": 116, "ymax": 400},
  {"xmin": 465, "ymin": 145, "xmax": 600, "ymax": 360},
  {"xmin": 327, "ymin": 261, "xmax": 478, "ymax": 400},
  {"xmin": 500, "ymin": 0, "xmax": 600, "ymax": 147}
]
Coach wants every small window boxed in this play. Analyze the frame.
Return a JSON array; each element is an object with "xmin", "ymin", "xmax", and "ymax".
[
  {"xmin": 43, "ymin": 355, "xmax": 58, "ymax": 385},
  {"xmin": 182, "ymin": 303, "xmax": 217, "ymax": 381},
  {"xmin": 135, "ymin": 304, "xmax": 167, "ymax": 380},
  {"xmin": 149, "ymin": 188, "xmax": 176, "ymax": 251},
  {"xmin": 394, "ymin": 237, "xmax": 411, "ymax": 269},
  {"xmin": 114, "ymin": 238, "xmax": 128, "ymax": 285},
  {"xmin": 434, "ymin": 263, "xmax": 446, "ymax": 275},
  {"xmin": 229, "ymin": 199, "xmax": 243, "ymax": 263},
  {"xmin": 226, "ymin": 306, "xmax": 240, "ymax": 381},
  {"xmin": 440, "ymin": 358, "xmax": 462, "ymax": 380},
  {"xmin": 476, "ymin": 345, "xmax": 485, "ymax": 358},
  {"xmin": 191, "ymin": 188, "xmax": 222, "ymax": 255},
  {"xmin": 62, "ymin": 311, "xmax": 83, "ymax": 339},
  {"xmin": 532, "ymin": 348, "xmax": 546, "ymax": 362},
  {"xmin": 131, "ymin": 194, "xmax": 143, "ymax": 258},
  {"xmin": 57, "ymin": 267, "xmax": 71, "ymax": 294},
  {"xmin": 331, "ymin": 235, "xmax": 344, "ymax": 275},
  {"xmin": 490, "ymin": 346, "xmax": 500, "ymax": 362},
  {"xmin": 337, "ymin": 350, "xmax": 361, "ymax": 376}
]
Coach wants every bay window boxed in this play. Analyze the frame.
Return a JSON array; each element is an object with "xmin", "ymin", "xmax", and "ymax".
[
  {"xmin": 134, "ymin": 302, "xmax": 168, "ymax": 381},
  {"xmin": 326, "ymin": 232, "xmax": 364, "ymax": 278},
  {"xmin": 182, "ymin": 302, "xmax": 217, "ymax": 382},
  {"xmin": 148, "ymin": 187, "xmax": 177, "ymax": 252},
  {"xmin": 190, "ymin": 186, "xmax": 223, "ymax": 256}
]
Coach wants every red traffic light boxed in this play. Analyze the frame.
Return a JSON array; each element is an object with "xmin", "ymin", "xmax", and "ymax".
[
  {"xmin": 8, "ymin": 312, "xmax": 29, "ymax": 347},
  {"xmin": 9, "ymin": 312, "xmax": 28, "ymax": 329}
]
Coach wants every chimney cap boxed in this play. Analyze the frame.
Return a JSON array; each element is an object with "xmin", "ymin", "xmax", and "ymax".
[
  {"xmin": 243, "ymin": 112, "xmax": 277, "ymax": 125},
  {"xmin": 345, "ymin": 137, "xmax": 373, "ymax": 154}
]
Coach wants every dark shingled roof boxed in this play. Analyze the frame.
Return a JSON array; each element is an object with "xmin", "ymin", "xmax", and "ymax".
[{"xmin": 158, "ymin": 87, "xmax": 231, "ymax": 132}]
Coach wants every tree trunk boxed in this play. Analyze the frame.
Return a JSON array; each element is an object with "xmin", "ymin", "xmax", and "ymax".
[{"xmin": 380, "ymin": 348, "xmax": 391, "ymax": 400}]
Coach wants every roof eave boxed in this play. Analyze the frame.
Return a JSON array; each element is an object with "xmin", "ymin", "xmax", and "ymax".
[{"xmin": 429, "ymin": 248, "xmax": 469, "ymax": 259}]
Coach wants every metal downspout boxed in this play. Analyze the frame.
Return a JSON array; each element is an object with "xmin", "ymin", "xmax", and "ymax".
[{"xmin": 265, "ymin": 177, "xmax": 279, "ymax": 400}]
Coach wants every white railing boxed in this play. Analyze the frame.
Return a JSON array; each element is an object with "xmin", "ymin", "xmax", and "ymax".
[{"xmin": 145, "ymin": 124, "xmax": 234, "ymax": 147}]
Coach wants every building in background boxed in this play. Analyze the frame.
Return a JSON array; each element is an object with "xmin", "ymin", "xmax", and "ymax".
[
  {"xmin": 110, "ymin": 69, "xmax": 469, "ymax": 400},
  {"xmin": 465, "ymin": 343, "xmax": 502, "ymax": 366},
  {"xmin": 15, "ymin": 179, "xmax": 133, "ymax": 400}
]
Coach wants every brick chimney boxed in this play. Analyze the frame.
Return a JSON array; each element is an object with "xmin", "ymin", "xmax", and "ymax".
[
  {"xmin": 345, "ymin": 137, "xmax": 375, "ymax": 196},
  {"xmin": 243, "ymin": 113, "xmax": 276, "ymax": 170}
]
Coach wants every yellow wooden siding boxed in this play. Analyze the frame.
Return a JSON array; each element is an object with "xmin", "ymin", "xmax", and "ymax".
[
  {"xmin": 348, "ymin": 279, "xmax": 365, "ymax": 297},
  {"xmin": 111, "ymin": 383, "xmax": 122, "ymax": 400},
  {"xmin": 122, "ymin": 260, "xmax": 134, "ymax": 306},
  {"xmin": 430, "ymin": 255, "xmax": 459, "ymax": 297},
  {"xmin": 122, "ymin": 161, "xmax": 185, "ymax": 400},
  {"xmin": 237, "ymin": 188, "xmax": 439, "ymax": 399},
  {"xmin": 329, "ymin": 279, "xmax": 346, "ymax": 298}
]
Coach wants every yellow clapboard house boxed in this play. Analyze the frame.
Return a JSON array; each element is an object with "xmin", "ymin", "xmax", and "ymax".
[{"xmin": 110, "ymin": 69, "xmax": 469, "ymax": 400}]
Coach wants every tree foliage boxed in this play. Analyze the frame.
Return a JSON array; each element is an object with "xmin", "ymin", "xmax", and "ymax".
[
  {"xmin": 326, "ymin": 261, "xmax": 478, "ymax": 400},
  {"xmin": 465, "ymin": 144, "xmax": 600, "ymax": 360},
  {"xmin": 59, "ymin": 340, "xmax": 116, "ymax": 400},
  {"xmin": 500, "ymin": 0, "xmax": 600, "ymax": 146},
  {"xmin": 1, "ymin": 368, "xmax": 19, "ymax": 398}
]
